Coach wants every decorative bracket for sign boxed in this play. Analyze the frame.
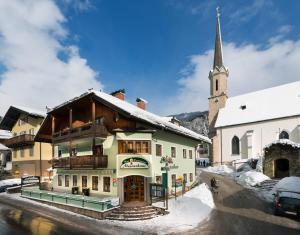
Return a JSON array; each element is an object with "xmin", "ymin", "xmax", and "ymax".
[{"xmin": 120, "ymin": 157, "xmax": 149, "ymax": 169}]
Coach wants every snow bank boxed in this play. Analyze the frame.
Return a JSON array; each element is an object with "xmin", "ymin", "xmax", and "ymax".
[
  {"xmin": 237, "ymin": 171, "xmax": 270, "ymax": 187},
  {"xmin": 203, "ymin": 165, "xmax": 234, "ymax": 175},
  {"xmin": 108, "ymin": 183, "xmax": 214, "ymax": 234},
  {"xmin": 0, "ymin": 178, "xmax": 21, "ymax": 187},
  {"xmin": 274, "ymin": 176, "xmax": 300, "ymax": 193}
]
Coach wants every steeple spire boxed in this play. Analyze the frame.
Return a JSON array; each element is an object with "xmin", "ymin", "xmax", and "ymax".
[{"xmin": 213, "ymin": 6, "xmax": 224, "ymax": 69}]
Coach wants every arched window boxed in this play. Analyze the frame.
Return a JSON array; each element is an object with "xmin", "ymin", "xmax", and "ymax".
[
  {"xmin": 232, "ymin": 136, "xmax": 240, "ymax": 155},
  {"xmin": 279, "ymin": 131, "xmax": 289, "ymax": 140}
]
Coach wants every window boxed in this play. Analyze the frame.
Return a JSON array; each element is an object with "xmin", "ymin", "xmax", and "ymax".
[
  {"xmin": 29, "ymin": 128, "xmax": 34, "ymax": 135},
  {"xmin": 171, "ymin": 174, "xmax": 176, "ymax": 187},
  {"xmin": 171, "ymin": 147, "xmax": 176, "ymax": 158},
  {"xmin": 20, "ymin": 131, "xmax": 26, "ymax": 135},
  {"xmin": 189, "ymin": 150, "xmax": 193, "ymax": 159},
  {"xmin": 82, "ymin": 176, "xmax": 87, "ymax": 188},
  {"xmin": 190, "ymin": 173, "xmax": 193, "ymax": 182},
  {"xmin": 156, "ymin": 144, "xmax": 162, "ymax": 157},
  {"xmin": 118, "ymin": 140, "xmax": 151, "ymax": 154},
  {"xmin": 71, "ymin": 148, "xmax": 77, "ymax": 157},
  {"xmin": 183, "ymin": 174, "xmax": 187, "ymax": 184},
  {"xmin": 156, "ymin": 176, "xmax": 162, "ymax": 184},
  {"xmin": 73, "ymin": 175, "xmax": 77, "ymax": 187},
  {"xmin": 279, "ymin": 131, "xmax": 289, "ymax": 140},
  {"xmin": 58, "ymin": 150, "xmax": 62, "ymax": 158},
  {"xmin": 103, "ymin": 177, "xmax": 110, "ymax": 192},
  {"xmin": 231, "ymin": 136, "xmax": 240, "ymax": 155},
  {"xmin": 183, "ymin": 149, "xmax": 187, "ymax": 159},
  {"xmin": 92, "ymin": 176, "xmax": 98, "ymax": 191},
  {"xmin": 13, "ymin": 150, "xmax": 17, "ymax": 158},
  {"xmin": 20, "ymin": 148, "xmax": 24, "ymax": 158},
  {"xmin": 58, "ymin": 175, "xmax": 62, "ymax": 186},
  {"xmin": 65, "ymin": 175, "xmax": 70, "ymax": 187},
  {"xmin": 29, "ymin": 147, "xmax": 34, "ymax": 156},
  {"xmin": 95, "ymin": 116, "xmax": 104, "ymax": 125},
  {"xmin": 216, "ymin": 79, "xmax": 219, "ymax": 91}
]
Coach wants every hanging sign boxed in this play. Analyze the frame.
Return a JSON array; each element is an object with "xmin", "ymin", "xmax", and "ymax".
[{"xmin": 121, "ymin": 157, "xmax": 149, "ymax": 169}]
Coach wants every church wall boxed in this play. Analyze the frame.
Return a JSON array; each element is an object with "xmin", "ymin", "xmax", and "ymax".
[{"xmin": 218, "ymin": 116, "xmax": 300, "ymax": 163}]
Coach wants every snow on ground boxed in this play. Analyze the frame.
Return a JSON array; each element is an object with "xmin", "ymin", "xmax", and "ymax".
[
  {"xmin": 0, "ymin": 178, "xmax": 21, "ymax": 187},
  {"xmin": 203, "ymin": 165, "xmax": 234, "ymax": 176},
  {"xmin": 0, "ymin": 183, "xmax": 214, "ymax": 235},
  {"xmin": 237, "ymin": 171, "xmax": 270, "ymax": 187},
  {"xmin": 107, "ymin": 183, "xmax": 215, "ymax": 234}
]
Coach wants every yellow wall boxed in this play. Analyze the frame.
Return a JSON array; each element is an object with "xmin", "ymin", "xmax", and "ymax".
[{"xmin": 11, "ymin": 114, "xmax": 52, "ymax": 162}]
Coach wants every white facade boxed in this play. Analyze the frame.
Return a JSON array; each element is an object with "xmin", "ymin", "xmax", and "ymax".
[{"xmin": 217, "ymin": 116, "xmax": 300, "ymax": 163}]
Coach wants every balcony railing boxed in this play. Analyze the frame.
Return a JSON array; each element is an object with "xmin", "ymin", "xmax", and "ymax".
[
  {"xmin": 52, "ymin": 155, "xmax": 108, "ymax": 169},
  {"xmin": 4, "ymin": 134, "xmax": 35, "ymax": 148},
  {"xmin": 53, "ymin": 123, "xmax": 108, "ymax": 142}
]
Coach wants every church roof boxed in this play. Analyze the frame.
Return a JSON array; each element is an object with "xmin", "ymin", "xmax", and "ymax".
[
  {"xmin": 215, "ymin": 81, "xmax": 300, "ymax": 128},
  {"xmin": 213, "ymin": 8, "xmax": 224, "ymax": 69}
]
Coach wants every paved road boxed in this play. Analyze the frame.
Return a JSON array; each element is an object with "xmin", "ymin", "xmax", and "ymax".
[
  {"xmin": 186, "ymin": 170, "xmax": 300, "ymax": 235},
  {"xmin": 0, "ymin": 194, "xmax": 149, "ymax": 235}
]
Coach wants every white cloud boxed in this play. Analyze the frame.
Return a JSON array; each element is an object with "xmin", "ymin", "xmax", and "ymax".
[
  {"xmin": 0, "ymin": 0, "xmax": 102, "ymax": 115},
  {"xmin": 160, "ymin": 38, "xmax": 300, "ymax": 115}
]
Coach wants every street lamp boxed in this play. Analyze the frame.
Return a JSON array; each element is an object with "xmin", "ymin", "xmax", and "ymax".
[{"xmin": 160, "ymin": 155, "xmax": 173, "ymax": 210}]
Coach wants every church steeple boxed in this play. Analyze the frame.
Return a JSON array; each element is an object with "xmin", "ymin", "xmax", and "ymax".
[{"xmin": 213, "ymin": 7, "xmax": 224, "ymax": 69}]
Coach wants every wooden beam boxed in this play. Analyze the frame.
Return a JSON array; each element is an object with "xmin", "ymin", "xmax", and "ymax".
[
  {"xmin": 69, "ymin": 108, "xmax": 73, "ymax": 129},
  {"xmin": 92, "ymin": 100, "xmax": 96, "ymax": 122}
]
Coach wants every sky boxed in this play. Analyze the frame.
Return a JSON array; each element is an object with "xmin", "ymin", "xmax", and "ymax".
[{"xmin": 0, "ymin": 0, "xmax": 300, "ymax": 116}]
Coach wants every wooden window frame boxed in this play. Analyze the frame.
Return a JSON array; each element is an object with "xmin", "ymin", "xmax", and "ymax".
[
  {"xmin": 171, "ymin": 146, "xmax": 176, "ymax": 158},
  {"xmin": 65, "ymin": 175, "xmax": 70, "ymax": 187},
  {"xmin": 92, "ymin": 176, "xmax": 99, "ymax": 191},
  {"xmin": 72, "ymin": 175, "xmax": 78, "ymax": 187},
  {"xmin": 103, "ymin": 176, "xmax": 111, "ymax": 192},
  {"xmin": 189, "ymin": 150, "xmax": 193, "ymax": 159},
  {"xmin": 156, "ymin": 144, "xmax": 162, "ymax": 157},
  {"xmin": 189, "ymin": 173, "xmax": 193, "ymax": 182},
  {"xmin": 82, "ymin": 176, "xmax": 88, "ymax": 188},
  {"xmin": 58, "ymin": 175, "xmax": 62, "ymax": 186},
  {"xmin": 183, "ymin": 149, "xmax": 187, "ymax": 159},
  {"xmin": 118, "ymin": 140, "xmax": 151, "ymax": 154}
]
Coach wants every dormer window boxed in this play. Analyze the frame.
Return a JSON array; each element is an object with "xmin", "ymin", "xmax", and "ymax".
[{"xmin": 240, "ymin": 105, "xmax": 246, "ymax": 110}]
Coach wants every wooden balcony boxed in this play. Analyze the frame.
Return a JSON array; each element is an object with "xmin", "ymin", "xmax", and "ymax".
[
  {"xmin": 52, "ymin": 155, "xmax": 108, "ymax": 169},
  {"xmin": 4, "ymin": 134, "xmax": 35, "ymax": 148},
  {"xmin": 53, "ymin": 123, "xmax": 108, "ymax": 143}
]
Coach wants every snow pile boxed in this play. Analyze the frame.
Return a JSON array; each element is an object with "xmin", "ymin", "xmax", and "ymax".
[
  {"xmin": 273, "ymin": 176, "xmax": 300, "ymax": 193},
  {"xmin": 264, "ymin": 139, "xmax": 300, "ymax": 149},
  {"xmin": 237, "ymin": 171, "xmax": 270, "ymax": 187},
  {"xmin": 203, "ymin": 165, "xmax": 234, "ymax": 175},
  {"xmin": 0, "ymin": 178, "xmax": 21, "ymax": 187},
  {"xmin": 109, "ymin": 183, "xmax": 214, "ymax": 234}
]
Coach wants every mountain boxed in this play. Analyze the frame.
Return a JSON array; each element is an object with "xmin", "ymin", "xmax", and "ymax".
[{"xmin": 170, "ymin": 111, "xmax": 208, "ymax": 137}]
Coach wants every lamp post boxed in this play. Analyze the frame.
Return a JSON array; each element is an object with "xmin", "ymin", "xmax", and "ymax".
[{"xmin": 160, "ymin": 155, "xmax": 173, "ymax": 210}]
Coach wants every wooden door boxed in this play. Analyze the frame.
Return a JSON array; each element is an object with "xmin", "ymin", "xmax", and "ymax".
[{"xmin": 124, "ymin": 176, "xmax": 145, "ymax": 202}]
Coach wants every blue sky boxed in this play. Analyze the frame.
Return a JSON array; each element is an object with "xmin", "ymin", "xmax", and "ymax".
[{"xmin": 0, "ymin": 0, "xmax": 300, "ymax": 116}]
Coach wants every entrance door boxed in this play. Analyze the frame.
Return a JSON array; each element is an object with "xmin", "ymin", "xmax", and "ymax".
[
  {"xmin": 124, "ymin": 176, "xmax": 145, "ymax": 202},
  {"xmin": 275, "ymin": 159, "xmax": 289, "ymax": 178}
]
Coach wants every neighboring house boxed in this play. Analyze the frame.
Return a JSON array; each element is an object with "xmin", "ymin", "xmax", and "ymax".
[
  {"xmin": 0, "ymin": 143, "xmax": 11, "ymax": 172},
  {"xmin": 0, "ymin": 106, "xmax": 52, "ymax": 178},
  {"xmin": 208, "ymin": 11, "xmax": 300, "ymax": 178},
  {"xmin": 35, "ymin": 89, "xmax": 210, "ymax": 204},
  {"xmin": 0, "ymin": 129, "xmax": 12, "ymax": 144}
]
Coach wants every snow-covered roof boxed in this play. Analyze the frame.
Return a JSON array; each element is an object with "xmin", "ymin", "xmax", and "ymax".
[
  {"xmin": 50, "ymin": 90, "xmax": 211, "ymax": 143},
  {"xmin": 264, "ymin": 139, "xmax": 300, "ymax": 149},
  {"xmin": 0, "ymin": 143, "xmax": 9, "ymax": 150},
  {"xmin": 0, "ymin": 105, "xmax": 45, "ymax": 130},
  {"xmin": 12, "ymin": 105, "xmax": 46, "ymax": 117},
  {"xmin": 215, "ymin": 81, "xmax": 300, "ymax": 128},
  {"xmin": 0, "ymin": 130, "xmax": 12, "ymax": 139}
]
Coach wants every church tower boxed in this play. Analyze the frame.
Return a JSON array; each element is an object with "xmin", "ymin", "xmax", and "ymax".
[{"xmin": 208, "ymin": 7, "xmax": 229, "ymax": 165}]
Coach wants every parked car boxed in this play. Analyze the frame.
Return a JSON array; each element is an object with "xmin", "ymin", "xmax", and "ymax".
[
  {"xmin": 273, "ymin": 190, "xmax": 300, "ymax": 217},
  {"xmin": 0, "ymin": 183, "xmax": 19, "ymax": 193}
]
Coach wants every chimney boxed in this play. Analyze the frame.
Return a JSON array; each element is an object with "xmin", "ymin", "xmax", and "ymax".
[
  {"xmin": 110, "ymin": 89, "xmax": 125, "ymax": 100},
  {"xmin": 136, "ymin": 98, "xmax": 147, "ymax": 110}
]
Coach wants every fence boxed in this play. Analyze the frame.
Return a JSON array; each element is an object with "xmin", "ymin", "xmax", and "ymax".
[{"xmin": 21, "ymin": 188, "xmax": 118, "ymax": 212}]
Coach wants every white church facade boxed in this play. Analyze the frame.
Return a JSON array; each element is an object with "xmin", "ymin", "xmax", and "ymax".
[{"xmin": 208, "ymin": 10, "xmax": 300, "ymax": 177}]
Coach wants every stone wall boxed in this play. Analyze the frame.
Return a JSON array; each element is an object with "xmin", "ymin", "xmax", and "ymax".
[{"xmin": 264, "ymin": 145, "xmax": 300, "ymax": 178}]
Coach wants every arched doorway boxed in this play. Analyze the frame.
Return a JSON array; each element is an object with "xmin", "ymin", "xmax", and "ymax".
[
  {"xmin": 275, "ymin": 159, "xmax": 289, "ymax": 178},
  {"xmin": 124, "ymin": 175, "xmax": 145, "ymax": 202}
]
